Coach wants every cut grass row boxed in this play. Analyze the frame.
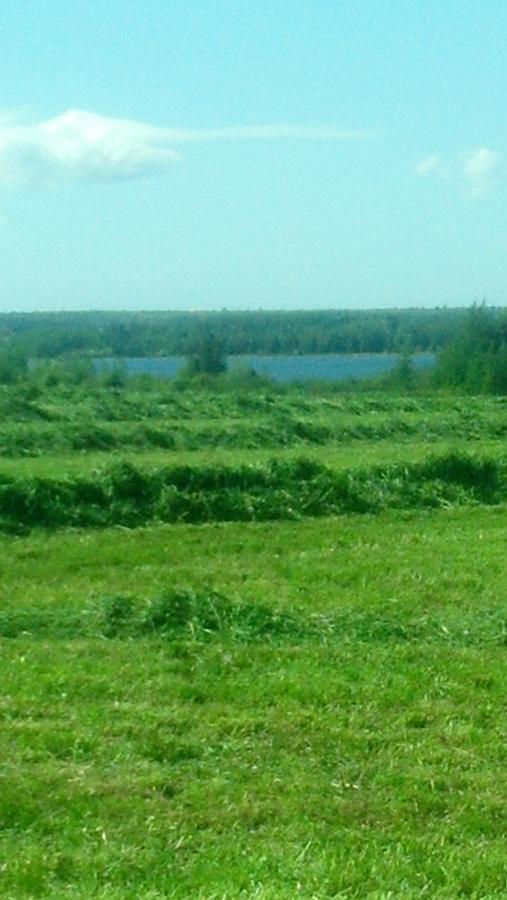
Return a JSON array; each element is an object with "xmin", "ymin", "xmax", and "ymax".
[
  {"xmin": 1, "ymin": 408, "xmax": 506, "ymax": 457},
  {"xmin": 1, "ymin": 583, "xmax": 507, "ymax": 648},
  {"xmin": 0, "ymin": 450, "xmax": 505, "ymax": 532},
  {"xmin": 1, "ymin": 436, "xmax": 505, "ymax": 480},
  {"xmin": 0, "ymin": 388, "xmax": 506, "ymax": 457},
  {"xmin": 3, "ymin": 383, "xmax": 503, "ymax": 424}
]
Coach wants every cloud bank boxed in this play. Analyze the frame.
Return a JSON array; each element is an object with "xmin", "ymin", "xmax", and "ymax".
[
  {"xmin": 0, "ymin": 109, "xmax": 371, "ymax": 188},
  {"xmin": 416, "ymin": 146, "xmax": 504, "ymax": 198}
]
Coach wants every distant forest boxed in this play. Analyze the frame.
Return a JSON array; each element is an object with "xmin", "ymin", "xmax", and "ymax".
[{"xmin": 0, "ymin": 307, "xmax": 501, "ymax": 358}]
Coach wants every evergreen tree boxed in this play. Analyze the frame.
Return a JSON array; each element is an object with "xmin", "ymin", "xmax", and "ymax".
[{"xmin": 185, "ymin": 335, "xmax": 228, "ymax": 377}]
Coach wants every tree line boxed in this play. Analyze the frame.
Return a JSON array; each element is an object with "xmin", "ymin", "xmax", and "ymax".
[
  {"xmin": 0, "ymin": 305, "xmax": 506, "ymax": 393},
  {"xmin": 0, "ymin": 307, "xmax": 474, "ymax": 358}
]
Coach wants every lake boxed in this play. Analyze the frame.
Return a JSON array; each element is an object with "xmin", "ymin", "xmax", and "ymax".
[{"xmin": 95, "ymin": 353, "xmax": 435, "ymax": 383}]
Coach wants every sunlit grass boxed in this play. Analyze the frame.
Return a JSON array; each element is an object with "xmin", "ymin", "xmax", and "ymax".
[
  {"xmin": 1, "ymin": 385, "xmax": 507, "ymax": 896},
  {"xmin": 1, "ymin": 507, "xmax": 507, "ymax": 896},
  {"xmin": 0, "ymin": 435, "xmax": 506, "ymax": 480}
]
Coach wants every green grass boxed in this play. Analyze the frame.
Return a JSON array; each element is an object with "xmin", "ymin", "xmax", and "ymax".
[
  {"xmin": 1, "ymin": 509, "xmax": 507, "ymax": 896},
  {"xmin": 1, "ymin": 385, "xmax": 506, "ymax": 459},
  {"xmin": 0, "ymin": 449, "xmax": 505, "ymax": 533},
  {"xmin": 2, "ymin": 383, "xmax": 507, "ymax": 897},
  {"xmin": 1, "ymin": 435, "xmax": 506, "ymax": 480}
]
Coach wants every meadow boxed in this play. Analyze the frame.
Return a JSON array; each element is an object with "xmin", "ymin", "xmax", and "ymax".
[{"xmin": 1, "ymin": 377, "xmax": 506, "ymax": 898}]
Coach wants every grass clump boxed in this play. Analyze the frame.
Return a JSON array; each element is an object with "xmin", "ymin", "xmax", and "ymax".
[{"xmin": 97, "ymin": 588, "xmax": 304, "ymax": 642}]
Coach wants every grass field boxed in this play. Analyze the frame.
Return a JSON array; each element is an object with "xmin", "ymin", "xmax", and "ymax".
[{"xmin": 1, "ymin": 382, "xmax": 506, "ymax": 897}]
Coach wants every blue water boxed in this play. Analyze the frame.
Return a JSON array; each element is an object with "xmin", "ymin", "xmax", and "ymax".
[{"xmin": 95, "ymin": 353, "xmax": 435, "ymax": 384}]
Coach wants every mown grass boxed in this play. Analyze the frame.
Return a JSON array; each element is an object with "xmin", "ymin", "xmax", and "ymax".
[
  {"xmin": 2, "ymin": 383, "xmax": 507, "ymax": 897},
  {"xmin": 1, "ymin": 507, "xmax": 507, "ymax": 897},
  {"xmin": 0, "ymin": 449, "xmax": 505, "ymax": 533},
  {"xmin": 1, "ymin": 435, "xmax": 506, "ymax": 481},
  {"xmin": 0, "ymin": 384, "xmax": 506, "ymax": 458}
]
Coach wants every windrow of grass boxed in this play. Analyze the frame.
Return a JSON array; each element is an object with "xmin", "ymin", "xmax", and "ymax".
[
  {"xmin": 1, "ymin": 387, "xmax": 506, "ymax": 457},
  {"xmin": 3, "ymin": 411, "xmax": 507, "ymax": 457},
  {"xmin": 1, "ymin": 585, "xmax": 507, "ymax": 649},
  {"xmin": 2, "ymin": 383, "xmax": 489, "ymax": 423},
  {"xmin": 0, "ymin": 450, "xmax": 505, "ymax": 532}
]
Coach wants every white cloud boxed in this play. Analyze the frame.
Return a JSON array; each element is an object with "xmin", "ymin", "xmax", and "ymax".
[
  {"xmin": 415, "ymin": 154, "xmax": 445, "ymax": 177},
  {"xmin": 461, "ymin": 147, "xmax": 503, "ymax": 198},
  {"xmin": 415, "ymin": 146, "xmax": 505, "ymax": 198},
  {"xmin": 0, "ymin": 110, "xmax": 180, "ymax": 188},
  {"xmin": 0, "ymin": 109, "xmax": 372, "ymax": 189}
]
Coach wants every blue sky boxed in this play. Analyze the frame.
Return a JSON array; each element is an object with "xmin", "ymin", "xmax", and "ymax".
[{"xmin": 1, "ymin": 0, "xmax": 507, "ymax": 311}]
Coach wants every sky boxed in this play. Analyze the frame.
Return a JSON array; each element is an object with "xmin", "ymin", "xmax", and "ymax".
[{"xmin": 1, "ymin": 0, "xmax": 507, "ymax": 312}]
